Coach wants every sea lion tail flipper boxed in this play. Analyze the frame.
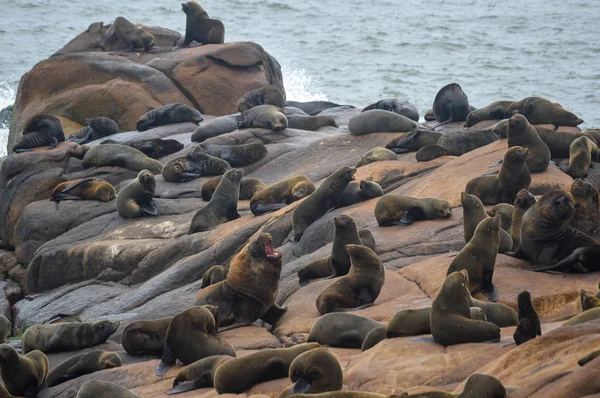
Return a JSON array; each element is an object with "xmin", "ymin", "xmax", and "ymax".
[
  {"xmin": 398, "ymin": 207, "xmax": 426, "ymax": 226},
  {"xmin": 48, "ymin": 137, "xmax": 59, "ymax": 149},
  {"xmin": 390, "ymin": 147, "xmax": 410, "ymax": 154},
  {"xmin": 68, "ymin": 130, "xmax": 93, "ymax": 144},
  {"xmin": 142, "ymin": 201, "xmax": 159, "ymax": 217},
  {"xmin": 13, "ymin": 148, "xmax": 33, "ymax": 153},
  {"xmin": 178, "ymin": 173, "xmax": 203, "ymax": 181},
  {"xmin": 62, "ymin": 177, "xmax": 97, "ymax": 192},
  {"xmin": 479, "ymin": 270, "xmax": 498, "ymax": 302},
  {"xmin": 259, "ymin": 303, "xmax": 287, "ymax": 325},
  {"xmin": 168, "ymin": 376, "xmax": 211, "ymax": 395},
  {"xmin": 482, "ymin": 170, "xmax": 500, "ymax": 176},
  {"xmin": 254, "ymin": 203, "xmax": 287, "ymax": 214},
  {"xmin": 489, "ymin": 160, "xmax": 503, "ymax": 168},
  {"xmin": 51, "ymin": 193, "xmax": 85, "ymax": 201},
  {"xmin": 157, "ymin": 343, "xmax": 177, "ymax": 376}
]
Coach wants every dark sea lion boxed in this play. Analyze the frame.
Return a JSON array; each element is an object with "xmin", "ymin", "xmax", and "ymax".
[
  {"xmin": 316, "ymin": 244, "xmax": 385, "ymax": 315},
  {"xmin": 348, "ymin": 109, "xmax": 418, "ymax": 135},
  {"xmin": 191, "ymin": 114, "xmax": 241, "ymax": 142},
  {"xmin": 195, "ymin": 233, "xmax": 286, "ymax": 328},
  {"xmin": 46, "ymin": 350, "xmax": 121, "ymax": 387},
  {"xmin": 13, "ymin": 114, "xmax": 65, "ymax": 153},
  {"xmin": 337, "ymin": 180, "xmax": 383, "ymax": 208},
  {"xmin": 213, "ymin": 343, "xmax": 319, "ymax": 394},
  {"xmin": 561, "ymin": 136, "xmax": 598, "ymax": 178},
  {"xmin": 51, "ymin": 178, "xmax": 116, "ymax": 202},
  {"xmin": 355, "ymin": 147, "xmax": 397, "ymax": 167},
  {"xmin": 237, "ymin": 85, "xmax": 285, "ymax": 112},
  {"xmin": 45, "ymin": 314, "xmax": 82, "ymax": 324},
  {"xmin": 513, "ymin": 291, "xmax": 541, "ymax": 346},
  {"xmin": 21, "ymin": 320, "xmax": 119, "ymax": 354},
  {"xmin": 430, "ymin": 271, "xmax": 500, "ymax": 346},
  {"xmin": 188, "ymin": 168, "xmax": 243, "ymax": 233},
  {"xmin": 461, "ymin": 192, "xmax": 513, "ymax": 253},
  {"xmin": 250, "ymin": 175, "xmax": 315, "ymax": 215},
  {"xmin": 116, "ymin": 169, "xmax": 158, "ymax": 218},
  {"xmin": 465, "ymin": 146, "xmax": 531, "ymax": 205},
  {"xmin": 511, "ymin": 189, "xmax": 536, "ymax": 251},
  {"xmin": 448, "ymin": 215, "xmax": 502, "ymax": 301},
  {"xmin": 569, "ymin": 179, "xmax": 600, "ymax": 239},
  {"xmin": 506, "ymin": 96, "xmax": 583, "ymax": 126},
  {"xmin": 162, "ymin": 152, "xmax": 231, "ymax": 183},
  {"xmin": 121, "ymin": 317, "xmax": 172, "ymax": 357},
  {"xmin": 581, "ymin": 289, "xmax": 600, "ymax": 311},
  {"xmin": 292, "ymin": 166, "xmax": 356, "ymax": 241},
  {"xmin": 362, "ymin": 99, "xmax": 419, "ymax": 122},
  {"xmin": 101, "ymin": 138, "xmax": 183, "ymax": 159},
  {"xmin": 287, "ymin": 115, "xmax": 339, "ymax": 130},
  {"xmin": 240, "ymin": 105, "xmax": 288, "ymax": 131},
  {"xmin": 507, "ymin": 114, "xmax": 551, "ymax": 173},
  {"xmin": 200, "ymin": 265, "xmax": 229, "ymax": 288},
  {"xmin": 279, "ymin": 348, "xmax": 343, "ymax": 396},
  {"xmin": 202, "ymin": 176, "xmax": 265, "ymax": 201},
  {"xmin": 76, "ymin": 380, "xmax": 140, "ymax": 398},
  {"xmin": 82, "ymin": 144, "xmax": 163, "ymax": 174},
  {"xmin": 385, "ymin": 130, "xmax": 443, "ymax": 154},
  {"xmin": 536, "ymin": 127, "xmax": 596, "ymax": 158},
  {"xmin": 112, "ymin": 16, "xmax": 155, "ymax": 51},
  {"xmin": 285, "ymin": 101, "xmax": 355, "ymax": 116},
  {"xmin": 386, "ymin": 307, "xmax": 431, "ymax": 337},
  {"xmin": 0, "ymin": 315, "xmax": 9, "ymax": 343},
  {"xmin": 487, "ymin": 203, "xmax": 514, "ymax": 233},
  {"xmin": 374, "ymin": 195, "xmax": 452, "ymax": 226},
  {"xmin": 360, "ymin": 326, "xmax": 387, "ymax": 351},
  {"xmin": 169, "ymin": 355, "xmax": 234, "ymax": 395},
  {"xmin": 136, "ymin": 103, "xmax": 202, "ymax": 131},
  {"xmin": 438, "ymin": 130, "xmax": 500, "ymax": 156},
  {"xmin": 579, "ymin": 350, "xmax": 600, "ymax": 367},
  {"xmin": 0, "ymin": 344, "xmax": 48, "ymax": 398},
  {"xmin": 432, "ymin": 83, "xmax": 471, "ymax": 128},
  {"xmin": 416, "ymin": 144, "xmax": 451, "ymax": 162},
  {"xmin": 68, "ymin": 117, "xmax": 118, "ymax": 144},
  {"xmin": 463, "ymin": 100, "xmax": 514, "ymax": 127},
  {"xmin": 424, "ymin": 109, "xmax": 436, "ymax": 121},
  {"xmin": 156, "ymin": 305, "xmax": 236, "ymax": 376},
  {"xmin": 194, "ymin": 142, "xmax": 268, "ymax": 167},
  {"xmin": 307, "ymin": 313, "xmax": 384, "ymax": 348},
  {"xmin": 468, "ymin": 297, "xmax": 518, "ymax": 327},
  {"xmin": 181, "ymin": 1, "xmax": 225, "ymax": 46}
]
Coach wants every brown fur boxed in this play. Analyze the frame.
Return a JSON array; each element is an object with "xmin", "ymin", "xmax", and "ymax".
[
  {"xmin": 0, "ymin": 344, "xmax": 49, "ymax": 397},
  {"xmin": 51, "ymin": 178, "xmax": 116, "ymax": 202},
  {"xmin": 506, "ymin": 114, "xmax": 551, "ymax": 172},
  {"xmin": 374, "ymin": 195, "xmax": 452, "ymax": 226},
  {"xmin": 202, "ymin": 176, "xmax": 265, "ymax": 201},
  {"xmin": 182, "ymin": 2, "xmax": 225, "ymax": 46},
  {"xmin": 122, "ymin": 317, "xmax": 172, "ymax": 357},
  {"xmin": 506, "ymin": 96, "xmax": 583, "ymax": 126}
]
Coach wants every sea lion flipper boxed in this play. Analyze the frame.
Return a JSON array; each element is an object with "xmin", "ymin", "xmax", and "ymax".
[
  {"xmin": 482, "ymin": 170, "xmax": 500, "ymax": 176},
  {"xmin": 48, "ymin": 137, "xmax": 59, "ymax": 149},
  {"xmin": 489, "ymin": 160, "xmax": 503, "ymax": 168},
  {"xmin": 399, "ymin": 207, "xmax": 426, "ymax": 225},
  {"xmin": 142, "ymin": 200, "xmax": 159, "ymax": 217},
  {"xmin": 259, "ymin": 303, "xmax": 287, "ymax": 325},
  {"xmin": 227, "ymin": 207, "xmax": 241, "ymax": 220},
  {"xmin": 168, "ymin": 377, "xmax": 209, "ymax": 395},
  {"xmin": 62, "ymin": 178, "xmax": 97, "ymax": 192},
  {"xmin": 254, "ymin": 203, "xmax": 287, "ymax": 214},
  {"xmin": 389, "ymin": 147, "xmax": 410, "ymax": 154},
  {"xmin": 51, "ymin": 193, "xmax": 85, "ymax": 201},
  {"xmin": 479, "ymin": 270, "xmax": 498, "ymax": 302},
  {"xmin": 157, "ymin": 342, "xmax": 177, "ymax": 376}
]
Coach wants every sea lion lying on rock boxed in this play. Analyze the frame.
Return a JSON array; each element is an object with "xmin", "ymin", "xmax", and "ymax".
[
  {"xmin": 67, "ymin": 117, "xmax": 118, "ymax": 144},
  {"xmin": 51, "ymin": 178, "xmax": 116, "ymax": 202},
  {"xmin": 348, "ymin": 109, "xmax": 417, "ymax": 135},
  {"xmin": 337, "ymin": 180, "xmax": 383, "ymax": 208},
  {"xmin": 162, "ymin": 152, "xmax": 231, "ymax": 183},
  {"xmin": 385, "ymin": 130, "xmax": 443, "ymax": 154},
  {"xmin": 279, "ymin": 348, "xmax": 343, "ymax": 397},
  {"xmin": 76, "ymin": 380, "xmax": 140, "ymax": 398},
  {"xmin": 194, "ymin": 142, "xmax": 268, "ymax": 167},
  {"xmin": 287, "ymin": 115, "xmax": 338, "ymax": 130},
  {"xmin": 136, "ymin": 103, "xmax": 203, "ymax": 131},
  {"xmin": 169, "ymin": 355, "xmax": 234, "ymax": 394},
  {"xmin": 285, "ymin": 101, "xmax": 355, "ymax": 116},
  {"xmin": 237, "ymin": 85, "xmax": 285, "ymax": 112},
  {"xmin": 506, "ymin": 96, "xmax": 583, "ymax": 126},
  {"xmin": 374, "ymin": 195, "xmax": 452, "ymax": 226},
  {"xmin": 355, "ymin": 147, "xmax": 397, "ymax": 167},
  {"xmin": 463, "ymin": 100, "xmax": 514, "ymax": 127},
  {"xmin": 102, "ymin": 138, "xmax": 183, "ymax": 159},
  {"xmin": 82, "ymin": 144, "xmax": 163, "ymax": 174},
  {"xmin": 122, "ymin": 317, "xmax": 172, "ymax": 357},
  {"xmin": 13, "ymin": 114, "xmax": 65, "ymax": 153},
  {"xmin": 191, "ymin": 114, "xmax": 241, "ymax": 142},
  {"xmin": 308, "ymin": 313, "xmax": 384, "ymax": 349},
  {"xmin": 112, "ymin": 16, "xmax": 155, "ymax": 51},
  {"xmin": 202, "ymin": 175, "xmax": 265, "ymax": 201},
  {"xmin": 362, "ymin": 99, "xmax": 419, "ymax": 122},
  {"xmin": 250, "ymin": 175, "xmax": 315, "ymax": 215},
  {"xmin": 46, "ymin": 350, "xmax": 121, "ymax": 387}
]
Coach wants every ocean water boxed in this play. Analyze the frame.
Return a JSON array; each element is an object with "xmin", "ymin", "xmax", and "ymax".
[{"xmin": 2, "ymin": 0, "xmax": 600, "ymax": 156}]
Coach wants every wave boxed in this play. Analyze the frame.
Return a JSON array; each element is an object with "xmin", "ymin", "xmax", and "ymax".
[
  {"xmin": 0, "ymin": 81, "xmax": 15, "ymax": 157},
  {"xmin": 281, "ymin": 64, "xmax": 327, "ymax": 102}
]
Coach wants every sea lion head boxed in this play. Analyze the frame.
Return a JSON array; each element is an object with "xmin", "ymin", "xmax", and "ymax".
[
  {"xmin": 539, "ymin": 189, "xmax": 575, "ymax": 222},
  {"xmin": 581, "ymin": 289, "xmax": 600, "ymax": 312},
  {"xmin": 333, "ymin": 214, "xmax": 356, "ymax": 230},
  {"xmin": 505, "ymin": 146, "xmax": 529, "ymax": 163},
  {"xmin": 434, "ymin": 199, "xmax": 453, "ymax": 219},
  {"xmin": 0, "ymin": 344, "xmax": 18, "ymax": 366},
  {"xmin": 270, "ymin": 111, "xmax": 288, "ymax": 132},
  {"xmin": 224, "ymin": 168, "xmax": 244, "ymax": 184},
  {"xmin": 571, "ymin": 179, "xmax": 599, "ymax": 209},
  {"xmin": 345, "ymin": 244, "xmax": 380, "ymax": 269},
  {"xmin": 251, "ymin": 233, "xmax": 282, "ymax": 263},
  {"xmin": 289, "ymin": 347, "xmax": 343, "ymax": 394},
  {"xmin": 508, "ymin": 113, "xmax": 530, "ymax": 133},
  {"xmin": 439, "ymin": 270, "xmax": 471, "ymax": 309},
  {"xmin": 359, "ymin": 180, "xmax": 383, "ymax": 199},
  {"xmin": 461, "ymin": 192, "xmax": 482, "ymax": 210},
  {"xmin": 137, "ymin": 169, "xmax": 156, "ymax": 186},
  {"xmin": 514, "ymin": 189, "xmax": 536, "ymax": 210},
  {"xmin": 202, "ymin": 304, "xmax": 220, "ymax": 326},
  {"xmin": 517, "ymin": 291, "xmax": 534, "ymax": 312},
  {"xmin": 94, "ymin": 320, "xmax": 120, "ymax": 336},
  {"xmin": 292, "ymin": 181, "xmax": 316, "ymax": 200},
  {"xmin": 99, "ymin": 352, "xmax": 122, "ymax": 369},
  {"xmin": 182, "ymin": 1, "xmax": 206, "ymax": 16},
  {"xmin": 335, "ymin": 166, "xmax": 357, "ymax": 183},
  {"xmin": 98, "ymin": 183, "xmax": 117, "ymax": 202}
]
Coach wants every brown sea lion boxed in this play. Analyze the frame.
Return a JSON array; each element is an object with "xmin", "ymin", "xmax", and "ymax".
[
  {"xmin": 240, "ymin": 105, "xmax": 288, "ymax": 131},
  {"xmin": 0, "ymin": 315, "xmax": 9, "ymax": 343},
  {"xmin": 116, "ymin": 169, "xmax": 158, "ymax": 218},
  {"xmin": 360, "ymin": 326, "xmax": 387, "ymax": 351},
  {"xmin": 355, "ymin": 147, "xmax": 397, "ymax": 167},
  {"xmin": 563, "ymin": 307, "xmax": 600, "ymax": 326},
  {"xmin": 101, "ymin": 138, "xmax": 183, "ymax": 159},
  {"xmin": 237, "ymin": 85, "xmax": 286, "ymax": 112},
  {"xmin": 465, "ymin": 146, "xmax": 531, "ymax": 205},
  {"xmin": 162, "ymin": 152, "xmax": 231, "ymax": 183},
  {"xmin": 463, "ymin": 100, "xmax": 514, "ymax": 127},
  {"xmin": 461, "ymin": 192, "xmax": 513, "ymax": 253},
  {"xmin": 121, "ymin": 317, "xmax": 172, "ymax": 357},
  {"xmin": 200, "ymin": 265, "xmax": 229, "ymax": 288},
  {"xmin": 569, "ymin": 179, "xmax": 600, "ymax": 239},
  {"xmin": 13, "ymin": 114, "xmax": 65, "ymax": 153},
  {"xmin": 112, "ymin": 16, "xmax": 155, "ymax": 51},
  {"xmin": 374, "ymin": 195, "xmax": 452, "ymax": 226},
  {"xmin": 416, "ymin": 144, "xmax": 451, "ymax": 162},
  {"xmin": 250, "ymin": 175, "xmax": 315, "ymax": 215},
  {"xmin": 513, "ymin": 291, "xmax": 541, "ymax": 346},
  {"xmin": 385, "ymin": 130, "xmax": 443, "ymax": 154},
  {"xmin": 288, "ymin": 115, "xmax": 339, "ymax": 130},
  {"xmin": 316, "ymin": 244, "xmax": 385, "ymax": 315},
  {"xmin": 51, "ymin": 178, "xmax": 116, "ymax": 202},
  {"xmin": 386, "ymin": 307, "xmax": 431, "ymax": 337},
  {"xmin": 82, "ymin": 144, "xmax": 163, "ymax": 174},
  {"xmin": 362, "ymin": 99, "xmax": 419, "ymax": 122},
  {"xmin": 202, "ymin": 176, "xmax": 265, "ymax": 201},
  {"xmin": 561, "ymin": 136, "xmax": 598, "ymax": 178},
  {"xmin": 468, "ymin": 297, "xmax": 518, "ymax": 328},
  {"xmin": 0, "ymin": 344, "xmax": 48, "ymax": 398},
  {"xmin": 137, "ymin": 103, "xmax": 203, "ymax": 131},
  {"xmin": 195, "ymin": 233, "xmax": 286, "ymax": 329},
  {"xmin": 169, "ymin": 355, "xmax": 234, "ymax": 394},
  {"xmin": 506, "ymin": 96, "xmax": 583, "ymax": 126},
  {"xmin": 292, "ymin": 167, "xmax": 356, "ymax": 241},
  {"xmin": 289, "ymin": 393, "xmax": 386, "ymax": 398},
  {"xmin": 487, "ymin": 203, "xmax": 514, "ymax": 234},
  {"xmin": 402, "ymin": 374, "xmax": 507, "ymax": 398},
  {"xmin": 191, "ymin": 115, "xmax": 241, "ymax": 143},
  {"xmin": 194, "ymin": 142, "xmax": 267, "ymax": 167},
  {"xmin": 46, "ymin": 350, "xmax": 121, "ymax": 387},
  {"xmin": 181, "ymin": 1, "xmax": 225, "ymax": 46},
  {"xmin": 337, "ymin": 180, "xmax": 383, "ymax": 208},
  {"xmin": 279, "ymin": 348, "xmax": 343, "ymax": 397},
  {"xmin": 511, "ymin": 189, "xmax": 537, "ymax": 251},
  {"xmin": 307, "ymin": 313, "xmax": 384, "ymax": 349},
  {"xmin": 506, "ymin": 114, "xmax": 551, "ymax": 172},
  {"xmin": 285, "ymin": 101, "xmax": 355, "ymax": 116},
  {"xmin": 431, "ymin": 83, "xmax": 471, "ymax": 128},
  {"xmin": 581, "ymin": 289, "xmax": 600, "ymax": 311},
  {"xmin": 76, "ymin": 380, "xmax": 140, "ymax": 398},
  {"xmin": 536, "ymin": 127, "xmax": 597, "ymax": 158},
  {"xmin": 45, "ymin": 314, "xmax": 82, "ymax": 324},
  {"xmin": 348, "ymin": 109, "xmax": 417, "ymax": 135},
  {"xmin": 68, "ymin": 117, "xmax": 118, "ymax": 145}
]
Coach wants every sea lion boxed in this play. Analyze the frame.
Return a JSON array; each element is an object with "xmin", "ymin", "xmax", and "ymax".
[
  {"xmin": 430, "ymin": 271, "xmax": 501, "ymax": 346},
  {"xmin": 13, "ymin": 114, "xmax": 65, "ymax": 153},
  {"xmin": 292, "ymin": 167, "xmax": 357, "ymax": 241},
  {"xmin": 51, "ymin": 178, "xmax": 116, "ymax": 202},
  {"xmin": 46, "ymin": 350, "xmax": 121, "ymax": 387},
  {"xmin": 316, "ymin": 244, "xmax": 385, "ymax": 315},
  {"xmin": 195, "ymin": 233, "xmax": 286, "ymax": 328},
  {"xmin": 121, "ymin": 317, "xmax": 172, "ymax": 357},
  {"xmin": 188, "ymin": 168, "xmax": 243, "ymax": 233},
  {"xmin": 289, "ymin": 393, "xmax": 386, "ymax": 398},
  {"xmin": 355, "ymin": 147, "xmax": 397, "ymax": 167},
  {"xmin": 448, "ymin": 215, "xmax": 501, "ymax": 301},
  {"xmin": 237, "ymin": 85, "xmax": 286, "ymax": 112},
  {"xmin": 432, "ymin": 83, "xmax": 471, "ymax": 127},
  {"xmin": 307, "ymin": 313, "xmax": 384, "ymax": 348},
  {"xmin": 201, "ymin": 176, "xmax": 265, "ymax": 201},
  {"xmin": 362, "ymin": 99, "xmax": 419, "ymax": 122},
  {"xmin": 169, "ymin": 355, "xmax": 234, "ymax": 394},
  {"xmin": 463, "ymin": 100, "xmax": 514, "ymax": 127},
  {"xmin": 416, "ymin": 144, "xmax": 451, "ymax": 162},
  {"xmin": 506, "ymin": 96, "xmax": 583, "ymax": 126},
  {"xmin": 386, "ymin": 307, "xmax": 431, "ymax": 337},
  {"xmin": 536, "ymin": 127, "xmax": 597, "ymax": 158},
  {"xmin": 374, "ymin": 195, "xmax": 453, "ymax": 226},
  {"xmin": 112, "ymin": 16, "xmax": 154, "ymax": 51},
  {"xmin": 285, "ymin": 101, "xmax": 355, "ymax": 116},
  {"xmin": 563, "ymin": 307, "xmax": 600, "ymax": 326},
  {"xmin": 360, "ymin": 326, "xmax": 387, "ymax": 351},
  {"xmin": 579, "ymin": 350, "xmax": 600, "ymax": 367},
  {"xmin": 21, "ymin": 320, "xmax": 119, "ymax": 354},
  {"xmin": 385, "ymin": 130, "xmax": 443, "ymax": 154},
  {"xmin": 102, "ymin": 138, "xmax": 183, "ymax": 159},
  {"xmin": 337, "ymin": 180, "xmax": 383, "ymax": 208},
  {"xmin": 201, "ymin": 265, "xmax": 229, "ymax": 288},
  {"xmin": 156, "ymin": 305, "xmax": 236, "ymax": 376},
  {"xmin": 287, "ymin": 115, "xmax": 339, "ymax": 130},
  {"xmin": 348, "ymin": 109, "xmax": 418, "ymax": 135},
  {"xmin": 461, "ymin": 192, "xmax": 513, "ymax": 253},
  {"xmin": 581, "ymin": 289, "xmax": 600, "ymax": 311},
  {"xmin": 194, "ymin": 142, "xmax": 268, "ymax": 167},
  {"xmin": 561, "ymin": 136, "xmax": 598, "ymax": 178},
  {"xmin": 0, "ymin": 344, "xmax": 48, "ymax": 398},
  {"xmin": 250, "ymin": 175, "xmax": 315, "ymax": 215},
  {"xmin": 181, "ymin": 1, "xmax": 225, "ymax": 46},
  {"xmin": 76, "ymin": 380, "xmax": 140, "ymax": 398},
  {"xmin": 487, "ymin": 203, "xmax": 514, "ymax": 233},
  {"xmin": 162, "ymin": 152, "xmax": 231, "ymax": 183},
  {"xmin": 511, "ymin": 189, "xmax": 536, "ymax": 250},
  {"xmin": 191, "ymin": 115, "xmax": 241, "ymax": 143},
  {"xmin": 116, "ymin": 169, "xmax": 158, "ymax": 218},
  {"xmin": 240, "ymin": 105, "xmax": 288, "ymax": 131},
  {"xmin": 513, "ymin": 291, "xmax": 541, "ymax": 346},
  {"xmin": 465, "ymin": 146, "xmax": 531, "ymax": 205},
  {"xmin": 82, "ymin": 144, "xmax": 163, "ymax": 174},
  {"xmin": 506, "ymin": 114, "xmax": 551, "ymax": 172},
  {"xmin": 438, "ymin": 130, "xmax": 500, "ymax": 156},
  {"xmin": 137, "ymin": 103, "xmax": 203, "ymax": 131},
  {"xmin": 68, "ymin": 117, "xmax": 118, "ymax": 144},
  {"xmin": 0, "ymin": 315, "xmax": 9, "ymax": 343},
  {"xmin": 569, "ymin": 179, "xmax": 600, "ymax": 239},
  {"xmin": 279, "ymin": 348, "xmax": 343, "ymax": 396},
  {"xmin": 402, "ymin": 374, "xmax": 507, "ymax": 398},
  {"xmin": 45, "ymin": 314, "xmax": 82, "ymax": 324},
  {"xmin": 424, "ymin": 109, "xmax": 436, "ymax": 121},
  {"xmin": 468, "ymin": 297, "xmax": 518, "ymax": 327}
]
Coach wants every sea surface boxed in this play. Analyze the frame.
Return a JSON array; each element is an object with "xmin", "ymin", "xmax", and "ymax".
[{"xmin": 2, "ymin": 0, "xmax": 600, "ymax": 156}]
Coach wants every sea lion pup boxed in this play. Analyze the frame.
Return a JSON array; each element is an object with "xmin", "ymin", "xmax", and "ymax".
[
  {"xmin": 287, "ymin": 115, "xmax": 339, "ymax": 131},
  {"xmin": 202, "ymin": 176, "xmax": 265, "ymax": 201},
  {"xmin": 162, "ymin": 152, "xmax": 231, "ymax": 183},
  {"xmin": 194, "ymin": 142, "xmax": 268, "ymax": 167},
  {"xmin": 21, "ymin": 320, "xmax": 119, "ymax": 354},
  {"xmin": 362, "ymin": 99, "xmax": 420, "ymax": 122},
  {"xmin": 68, "ymin": 117, "xmax": 118, "ymax": 144},
  {"xmin": 431, "ymin": 83, "xmax": 471, "ymax": 128},
  {"xmin": 448, "ymin": 215, "xmax": 502, "ymax": 302},
  {"xmin": 136, "ymin": 103, "xmax": 203, "ymax": 131},
  {"xmin": 355, "ymin": 147, "xmax": 397, "ymax": 167},
  {"xmin": 462, "ymin": 192, "xmax": 513, "ymax": 253},
  {"xmin": 51, "ymin": 178, "xmax": 116, "ymax": 202},
  {"xmin": 374, "ymin": 195, "xmax": 452, "ymax": 226},
  {"xmin": 416, "ymin": 144, "xmax": 451, "ymax": 162},
  {"xmin": 169, "ymin": 355, "xmax": 234, "ymax": 395},
  {"xmin": 181, "ymin": 1, "xmax": 225, "ymax": 46},
  {"xmin": 116, "ymin": 169, "xmax": 158, "ymax": 218},
  {"xmin": 561, "ymin": 136, "xmax": 598, "ymax": 178},
  {"xmin": 191, "ymin": 114, "xmax": 241, "ymax": 142},
  {"xmin": 285, "ymin": 100, "xmax": 355, "ymax": 116},
  {"xmin": 316, "ymin": 244, "xmax": 385, "ymax": 315},
  {"xmin": 348, "ymin": 109, "xmax": 418, "ymax": 135},
  {"xmin": 430, "ymin": 271, "xmax": 501, "ymax": 346},
  {"xmin": 308, "ymin": 313, "xmax": 383, "ymax": 348},
  {"xmin": 13, "ymin": 114, "xmax": 65, "ymax": 153},
  {"xmin": 569, "ymin": 179, "xmax": 600, "ymax": 238},
  {"xmin": 465, "ymin": 146, "xmax": 531, "ymax": 205},
  {"xmin": 156, "ymin": 305, "xmax": 236, "ymax": 376},
  {"xmin": 112, "ymin": 16, "xmax": 155, "ymax": 51},
  {"xmin": 0, "ymin": 315, "xmax": 9, "ymax": 343},
  {"xmin": 0, "ymin": 344, "xmax": 48, "ymax": 398},
  {"xmin": 188, "ymin": 168, "xmax": 243, "ymax": 233},
  {"xmin": 487, "ymin": 203, "xmax": 514, "ymax": 233},
  {"xmin": 201, "ymin": 265, "xmax": 228, "ymax": 288},
  {"xmin": 506, "ymin": 96, "xmax": 584, "ymax": 126},
  {"xmin": 292, "ymin": 166, "xmax": 357, "ymax": 241},
  {"xmin": 82, "ymin": 144, "xmax": 163, "ymax": 174},
  {"xmin": 195, "ymin": 233, "xmax": 286, "ymax": 328},
  {"xmin": 511, "ymin": 189, "xmax": 536, "ymax": 250},
  {"xmin": 213, "ymin": 343, "xmax": 319, "ymax": 394},
  {"xmin": 279, "ymin": 348, "xmax": 343, "ymax": 397},
  {"xmin": 250, "ymin": 175, "xmax": 315, "ymax": 215},
  {"xmin": 46, "ymin": 350, "xmax": 121, "ymax": 387},
  {"xmin": 237, "ymin": 85, "xmax": 285, "ymax": 112},
  {"xmin": 337, "ymin": 180, "xmax": 383, "ymax": 208},
  {"xmin": 506, "ymin": 114, "xmax": 551, "ymax": 172},
  {"xmin": 101, "ymin": 138, "xmax": 183, "ymax": 159},
  {"xmin": 121, "ymin": 317, "xmax": 173, "ymax": 357},
  {"xmin": 385, "ymin": 130, "xmax": 443, "ymax": 154},
  {"xmin": 463, "ymin": 100, "xmax": 514, "ymax": 127},
  {"xmin": 513, "ymin": 291, "xmax": 541, "ymax": 346},
  {"xmin": 581, "ymin": 289, "xmax": 600, "ymax": 311},
  {"xmin": 360, "ymin": 326, "xmax": 387, "ymax": 351},
  {"xmin": 76, "ymin": 380, "xmax": 140, "ymax": 398},
  {"xmin": 239, "ymin": 104, "xmax": 288, "ymax": 131}
]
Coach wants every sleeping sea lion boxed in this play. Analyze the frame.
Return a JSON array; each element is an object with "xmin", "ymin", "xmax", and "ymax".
[
  {"xmin": 506, "ymin": 96, "xmax": 583, "ymax": 126},
  {"xmin": 431, "ymin": 83, "xmax": 471, "ymax": 128},
  {"xmin": 46, "ymin": 350, "xmax": 121, "ymax": 387},
  {"xmin": 169, "ymin": 355, "xmax": 234, "ymax": 394},
  {"xmin": 250, "ymin": 175, "xmax": 315, "ymax": 215},
  {"xmin": 191, "ymin": 115, "xmax": 241, "ymax": 143},
  {"xmin": 461, "ymin": 192, "xmax": 513, "ymax": 253},
  {"xmin": 237, "ymin": 85, "xmax": 285, "ymax": 112},
  {"xmin": 21, "ymin": 320, "xmax": 119, "ymax": 353},
  {"xmin": 240, "ymin": 105, "xmax": 288, "ymax": 131},
  {"xmin": 463, "ymin": 100, "xmax": 514, "ymax": 127},
  {"xmin": 279, "ymin": 348, "xmax": 343, "ymax": 397},
  {"xmin": 287, "ymin": 115, "xmax": 338, "ymax": 130},
  {"xmin": 51, "ymin": 178, "xmax": 116, "ymax": 202},
  {"xmin": 513, "ymin": 291, "xmax": 541, "ymax": 345},
  {"xmin": 162, "ymin": 152, "xmax": 231, "ymax": 183},
  {"xmin": 121, "ymin": 317, "xmax": 172, "ymax": 357},
  {"xmin": 468, "ymin": 297, "xmax": 518, "ymax": 327},
  {"xmin": 194, "ymin": 142, "xmax": 268, "ymax": 167},
  {"xmin": 285, "ymin": 101, "xmax": 355, "ymax": 116},
  {"xmin": 374, "ymin": 195, "xmax": 452, "ymax": 226},
  {"xmin": 385, "ymin": 130, "xmax": 443, "ymax": 154},
  {"xmin": 116, "ymin": 170, "xmax": 158, "ymax": 218},
  {"xmin": 13, "ymin": 114, "xmax": 65, "ymax": 153},
  {"xmin": 82, "ymin": 144, "xmax": 163, "ymax": 174},
  {"xmin": 355, "ymin": 147, "xmax": 397, "ymax": 167},
  {"xmin": 360, "ymin": 326, "xmax": 387, "ymax": 351},
  {"xmin": 112, "ymin": 16, "xmax": 154, "ymax": 51},
  {"xmin": 569, "ymin": 179, "xmax": 600, "ymax": 239},
  {"xmin": 137, "ymin": 103, "xmax": 203, "ymax": 131},
  {"xmin": 362, "ymin": 99, "xmax": 419, "ymax": 122},
  {"xmin": 181, "ymin": 1, "xmax": 225, "ymax": 46},
  {"xmin": 348, "ymin": 110, "xmax": 417, "ymax": 135},
  {"xmin": 101, "ymin": 138, "xmax": 183, "ymax": 159},
  {"xmin": 307, "ymin": 313, "xmax": 384, "ymax": 348},
  {"xmin": 202, "ymin": 176, "xmax": 265, "ymax": 201},
  {"xmin": 67, "ymin": 117, "xmax": 118, "ymax": 144},
  {"xmin": 76, "ymin": 380, "xmax": 140, "ymax": 398},
  {"xmin": 0, "ymin": 344, "xmax": 48, "ymax": 398},
  {"xmin": 337, "ymin": 180, "xmax": 383, "ymax": 208},
  {"xmin": 415, "ymin": 144, "xmax": 451, "ymax": 162}
]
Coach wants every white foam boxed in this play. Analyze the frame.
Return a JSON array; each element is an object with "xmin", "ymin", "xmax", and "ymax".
[
  {"xmin": 281, "ymin": 64, "xmax": 328, "ymax": 102},
  {"xmin": 0, "ymin": 81, "xmax": 15, "ymax": 157}
]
